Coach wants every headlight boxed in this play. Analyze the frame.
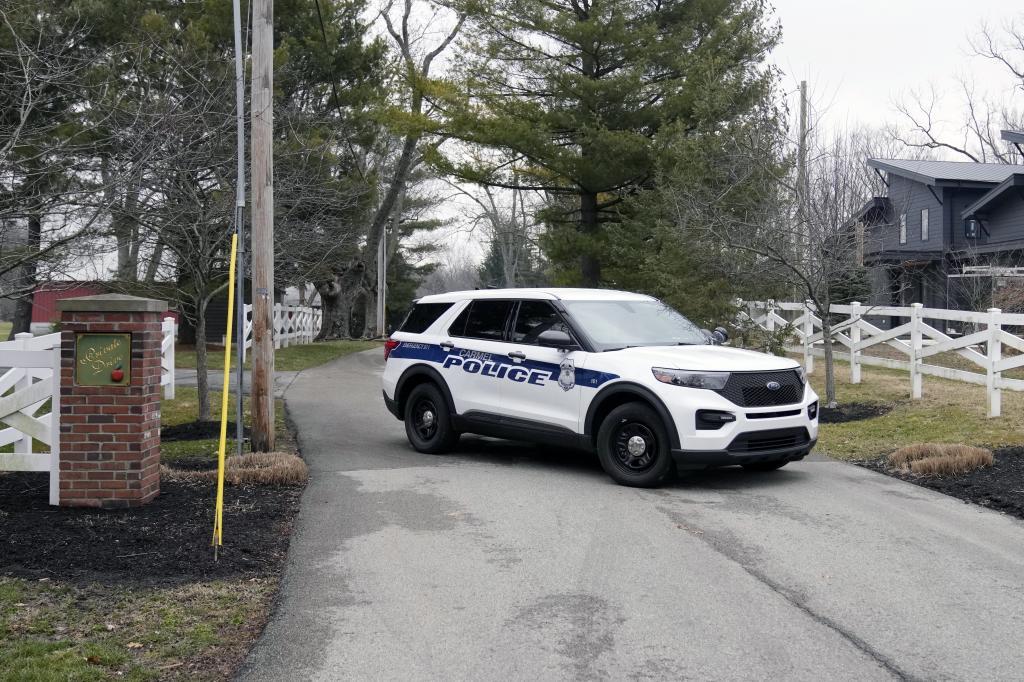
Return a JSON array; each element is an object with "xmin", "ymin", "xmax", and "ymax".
[
  {"xmin": 652, "ymin": 368, "xmax": 730, "ymax": 390},
  {"xmin": 795, "ymin": 365, "xmax": 807, "ymax": 384}
]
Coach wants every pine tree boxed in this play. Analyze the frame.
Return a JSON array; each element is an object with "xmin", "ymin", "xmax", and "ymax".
[{"xmin": 441, "ymin": 0, "xmax": 780, "ymax": 286}]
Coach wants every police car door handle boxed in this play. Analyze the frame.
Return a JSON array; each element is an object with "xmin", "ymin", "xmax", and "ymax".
[
  {"xmin": 440, "ymin": 340, "xmax": 454, "ymax": 350},
  {"xmin": 507, "ymin": 351, "xmax": 526, "ymax": 361}
]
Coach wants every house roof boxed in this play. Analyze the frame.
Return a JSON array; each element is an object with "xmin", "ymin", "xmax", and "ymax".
[
  {"xmin": 849, "ymin": 196, "xmax": 891, "ymax": 225},
  {"xmin": 961, "ymin": 173, "xmax": 1024, "ymax": 218},
  {"xmin": 868, "ymin": 158, "xmax": 1019, "ymax": 186},
  {"xmin": 1002, "ymin": 129, "xmax": 1024, "ymax": 145}
]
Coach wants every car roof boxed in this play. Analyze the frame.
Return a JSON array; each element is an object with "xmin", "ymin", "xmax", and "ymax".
[{"xmin": 416, "ymin": 288, "xmax": 657, "ymax": 304}]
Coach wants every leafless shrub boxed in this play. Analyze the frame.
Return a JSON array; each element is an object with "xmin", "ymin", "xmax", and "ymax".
[
  {"xmin": 887, "ymin": 443, "xmax": 994, "ymax": 477},
  {"xmin": 162, "ymin": 452, "xmax": 308, "ymax": 486}
]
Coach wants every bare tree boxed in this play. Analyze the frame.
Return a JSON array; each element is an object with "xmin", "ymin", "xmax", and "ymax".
[
  {"xmin": 316, "ymin": 0, "xmax": 463, "ymax": 339},
  {"xmin": 890, "ymin": 21, "xmax": 1024, "ymax": 163}
]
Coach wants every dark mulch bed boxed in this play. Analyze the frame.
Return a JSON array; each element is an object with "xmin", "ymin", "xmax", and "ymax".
[
  {"xmin": 0, "ymin": 471, "xmax": 302, "ymax": 586},
  {"xmin": 819, "ymin": 401, "xmax": 893, "ymax": 424},
  {"xmin": 162, "ymin": 420, "xmax": 250, "ymax": 441},
  {"xmin": 859, "ymin": 446, "xmax": 1024, "ymax": 520}
]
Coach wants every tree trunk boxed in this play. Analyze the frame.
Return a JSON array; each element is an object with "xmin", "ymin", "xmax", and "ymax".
[
  {"xmin": 9, "ymin": 212, "xmax": 42, "ymax": 338},
  {"xmin": 317, "ymin": 276, "xmax": 358, "ymax": 340},
  {"xmin": 579, "ymin": 191, "xmax": 601, "ymax": 286},
  {"xmin": 195, "ymin": 296, "xmax": 212, "ymax": 422},
  {"xmin": 144, "ymin": 236, "xmax": 164, "ymax": 283}
]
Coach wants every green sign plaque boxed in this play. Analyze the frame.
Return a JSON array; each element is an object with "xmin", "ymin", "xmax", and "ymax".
[{"xmin": 75, "ymin": 333, "xmax": 131, "ymax": 386}]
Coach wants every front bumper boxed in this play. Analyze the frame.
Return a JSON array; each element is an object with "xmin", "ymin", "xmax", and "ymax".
[{"xmin": 672, "ymin": 435, "xmax": 817, "ymax": 470}]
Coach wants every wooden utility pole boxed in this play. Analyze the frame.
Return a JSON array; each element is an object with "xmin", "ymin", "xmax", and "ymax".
[
  {"xmin": 250, "ymin": 0, "xmax": 275, "ymax": 451},
  {"xmin": 796, "ymin": 80, "xmax": 809, "ymax": 278}
]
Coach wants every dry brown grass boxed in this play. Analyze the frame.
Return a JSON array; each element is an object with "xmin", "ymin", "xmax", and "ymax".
[
  {"xmin": 887, "ymin": 443, "xmax": 994, "ymax": 477},
  {"xmin": 163, "ymin": 451, "xmax": 308, "ymax": 486}
]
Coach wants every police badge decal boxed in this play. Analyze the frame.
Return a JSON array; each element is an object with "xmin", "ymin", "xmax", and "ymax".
[{"xmin": 558, "ymin": 357, "xmax": 576, "ymax": 391}]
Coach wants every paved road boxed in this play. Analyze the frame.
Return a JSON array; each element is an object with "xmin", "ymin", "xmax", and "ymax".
[
  {"xmin": 176, "ymin": 369, "xmax": 300, "ymax": 397},
  {"xmin": 239, "ymin": 350, "xmax": 1024, "ymax": 681}
]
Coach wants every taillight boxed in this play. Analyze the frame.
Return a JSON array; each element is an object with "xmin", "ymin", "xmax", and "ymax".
[{"xmin": 384, "ymin": 338, "xmax": 399, "ymax": 361}]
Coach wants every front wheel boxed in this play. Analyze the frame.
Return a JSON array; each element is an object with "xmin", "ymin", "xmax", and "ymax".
[
  {"xmin": 404, "ymin": 383, "xmax": 459, "ymax": 454},
  {"xmin": 596, "ymin": 403, "xmax": 675, "ymax": 487}
]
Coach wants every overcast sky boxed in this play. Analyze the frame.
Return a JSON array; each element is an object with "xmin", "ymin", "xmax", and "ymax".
[{"xmin": 770, "ymin": 0, "xmax": 1021, "ymax": 148}]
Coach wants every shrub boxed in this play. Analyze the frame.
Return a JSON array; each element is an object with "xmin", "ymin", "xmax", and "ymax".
[
  {"xmin": 887, "ymin": 443, "xmax": 993, "ymax": 477},
  {"xmin": 163, "ymin": 452, "xmax": 308, "ymax": 486}
]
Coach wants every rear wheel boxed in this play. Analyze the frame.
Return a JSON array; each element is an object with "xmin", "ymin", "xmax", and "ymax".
[
  {"xmin": 742, "ymin": 460, "xmax": 789, "ymax": 472},
  {"xmin": 596, "ymin": 403, "xmax": 675, "ymax": 487},
  {"xmin": 404, "ymin": 383, "xmax": 459, "ymax": 454}
]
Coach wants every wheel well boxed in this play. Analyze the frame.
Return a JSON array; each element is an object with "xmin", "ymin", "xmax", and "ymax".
[
  {"xmin": 395, "ymin": 367, "xmax": 453, "ymax": 416},
  {"xmin": 586, "ymin": 386, "xmax": 680, "ymax": 450}
]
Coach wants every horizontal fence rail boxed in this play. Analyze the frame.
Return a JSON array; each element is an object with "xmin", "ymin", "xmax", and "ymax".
[
  {"xmin": 239, "ymin": 303, "xmax": 322, "ymax": 362},
  {"xmin": 742, "ymin": 300, "xmax": 1024, "ymax": 418}
]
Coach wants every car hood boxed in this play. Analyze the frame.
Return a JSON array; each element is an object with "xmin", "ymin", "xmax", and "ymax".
[{"xmin": 607, "ymin": 345, "xmax": 799, "ymax": 372}]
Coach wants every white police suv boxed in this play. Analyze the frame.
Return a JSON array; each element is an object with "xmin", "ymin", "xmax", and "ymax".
[{"xmin": 381, "ymin": 288, "xmax": 818, "ymax": 487}]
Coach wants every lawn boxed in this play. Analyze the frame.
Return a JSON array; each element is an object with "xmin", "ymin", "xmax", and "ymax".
[
  {"xmin": 0, "ymin": 577, "xmax": 275, "ymax": 681},
  {"xmin": 175, "ymin": 339, "xmax": 379, "ymax": 371},
  {"xmin": 160, "ymin": 387, "xmax": 289, "ymax": 466},
  {"xmin": 809, "ymin": 358, "xmax": 1024, "ymax": 460}
]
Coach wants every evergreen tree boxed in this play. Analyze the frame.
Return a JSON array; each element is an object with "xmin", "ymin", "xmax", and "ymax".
[{"xmin": 441, "ymin": 0, "xmax": 780, "ymax": 286}]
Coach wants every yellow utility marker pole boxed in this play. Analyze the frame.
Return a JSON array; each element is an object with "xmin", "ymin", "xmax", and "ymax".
[{"xmin": 213, "ymin": 233, "xmax": 239, "ymax": 557}]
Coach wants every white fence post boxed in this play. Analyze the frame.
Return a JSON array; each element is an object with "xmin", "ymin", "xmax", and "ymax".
[
  {"xmin": 803, "ymin": 300, "xmax": 815, "ymax": 375},
  {"xmin": 13, "ymin": 333, "xmax": 33, "ymax": 458},
  {"xmin": 850, "ymin": 302, "xmax": 862, "ymax": 385},
  {"xmin": 162, "ymin": 317, "xmax": 176, "ymax": 400},
  {"xmin": 910, "ymin": 303, "xmax": 923, "ymax": 399},
  {"xmin": 765, "ymin": 299, "xmax": 776, "ymax": 334},
  {"xmin": 988, "ymin": 307, "xmax": 1002, "ymax": 418}
]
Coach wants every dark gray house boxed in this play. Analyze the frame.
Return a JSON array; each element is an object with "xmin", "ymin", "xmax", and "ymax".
[{"xmin": 855, "ymin": 131, "xmax": 1024, "ymax": 310}]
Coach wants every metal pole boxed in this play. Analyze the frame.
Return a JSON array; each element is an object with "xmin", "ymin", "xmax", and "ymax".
[
  {"xmin": 232, "ymin": 0, "xmax": 247, "ymax": 457},
  {"xmin": 250, "ymin": 0, "xmax": 275, "ymax": 451}
]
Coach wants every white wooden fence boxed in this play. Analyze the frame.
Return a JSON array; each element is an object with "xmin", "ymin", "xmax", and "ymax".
[
  {"xmin": 0, "ymin": 319, "xmax": 177, "ymax": 505},
  {"xmin": 161, "ymin": 316, "xmax": 176, "ymax": 399},
  {"xmin": 239, "ymin": 304, "xmax": 322, "ymax": 362},
  {"xmin": 743, "ymin": 301, "xmax": 1024, "ymax": 418},
  {"xmin": 0, "ymin": 332, "xmax": 62, "ymax": 504}
]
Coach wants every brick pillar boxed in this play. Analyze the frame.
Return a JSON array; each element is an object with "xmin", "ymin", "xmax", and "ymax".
[{"xmin": 57, "ymin": 294, "xmax": 167, "ymax": 508}]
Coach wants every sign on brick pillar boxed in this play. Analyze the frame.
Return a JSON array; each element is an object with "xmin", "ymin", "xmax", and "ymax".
[{"xmin": 57, "ymin": 294, "xmax": 167, "ymax": 508}]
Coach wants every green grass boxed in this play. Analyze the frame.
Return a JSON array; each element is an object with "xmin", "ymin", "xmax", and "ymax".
[
  {"xmin": 0, "ymin": 576, "xmax": 276, "ymax": 681},
  {"xmin": 160, "ymin": 387, "xmax": 289, "ymax": 465},
  {"xmin": 809, "ymin": 357, "xmax": 1024, "ymax": 460},
  {"xmin": 175, "ymin": 340, "xmax": 379, "ymax": 371},
  {"xmin": 0, "ymin": 321, "xmax": 11, "ymax": 341}
]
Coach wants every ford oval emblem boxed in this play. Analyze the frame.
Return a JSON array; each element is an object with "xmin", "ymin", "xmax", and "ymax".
[{"xmin": 766, "ymin": 381, "xmax": 781, "ymax": 391}]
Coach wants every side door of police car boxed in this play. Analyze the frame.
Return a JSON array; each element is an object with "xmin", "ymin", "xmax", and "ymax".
[
  {"xmin": 499, "ymin": 299, "xmax": 585, "ymax": 435},
  {"xmin": 440, "ymin": 298, "xmax": 516, "ymax": 417}
]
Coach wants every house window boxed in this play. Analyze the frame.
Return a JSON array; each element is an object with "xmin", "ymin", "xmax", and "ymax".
[
  {"xmin": 921, "ymin": 208, "xmax": 929, "ymax": 241},
  {"xmin": 899, "ymin": 214, "xmax": 907, "ymax": 245}
]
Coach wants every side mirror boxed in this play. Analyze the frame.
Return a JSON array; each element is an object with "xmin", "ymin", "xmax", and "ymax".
[
  {"xmin": 712, "ymin": 326, "xmax": 729, "ymax": 345},
  {"xmin": 537, "ymin": 329, "xmax": 575, "ymax": 349}
]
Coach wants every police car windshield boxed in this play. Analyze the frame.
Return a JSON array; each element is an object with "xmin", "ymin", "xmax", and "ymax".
[{"xmin": 563, "ymin": 300, "xmax": 706, "ymax": 350}]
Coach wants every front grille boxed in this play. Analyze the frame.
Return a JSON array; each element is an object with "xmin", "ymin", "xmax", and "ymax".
[
  {"xmin": 728, "ymin": 427, "xmax": 810, "ymax": 454},
  {"xmin": 714, "ymin": 370, "xmax": 803, "ymax": 407}
]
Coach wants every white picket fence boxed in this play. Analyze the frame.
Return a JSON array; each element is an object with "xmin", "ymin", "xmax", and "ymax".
[
  {"xmin": 0, "ymin": 319, "xmax": 177, "ymax": 505},
  {"xmin": 0, "ymin": 332, "xmax": 62, "ymax": 504},
  {"xmin": 743, "ymin": 301, "xmax": 1024, "ymax": 418},
  {"xmin": 239, "ymin": 303, "xmax": 322, "ymax": 362}
]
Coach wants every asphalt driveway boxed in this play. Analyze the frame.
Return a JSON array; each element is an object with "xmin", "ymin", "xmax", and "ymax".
[{"xmin": 238, "ymin": 349, "xmax": 1024, "ymax": 681}]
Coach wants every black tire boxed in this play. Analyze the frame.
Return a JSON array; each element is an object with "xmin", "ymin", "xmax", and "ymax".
[
  {"xmin": 404, "ymin": 383, "xmax": 459, "ymax": 454},
  {"xmin": 596, "ymin": 402, "xmax": 675, "ymax": 487},
  {"xmin": 742, "ymin": 460, "xmax": 789, "ymax": 472}
]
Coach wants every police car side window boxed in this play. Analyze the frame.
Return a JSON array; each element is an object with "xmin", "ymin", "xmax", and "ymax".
[
  {"xmin": 399, "ymin": 302, "xmax": 453, "ymax": 334},
  {"xmin": 512, "ymin": 301, "xmax": 570, "ymax": 344},
  {"xmin": 451, "ymin": 300, "xmax": 514, "ymax": 341}
]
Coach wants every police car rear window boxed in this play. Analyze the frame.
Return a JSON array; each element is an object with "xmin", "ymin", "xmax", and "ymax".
[{"xmin": 398, "ymin": 302, "xmax": 453, "ymax": 334}]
